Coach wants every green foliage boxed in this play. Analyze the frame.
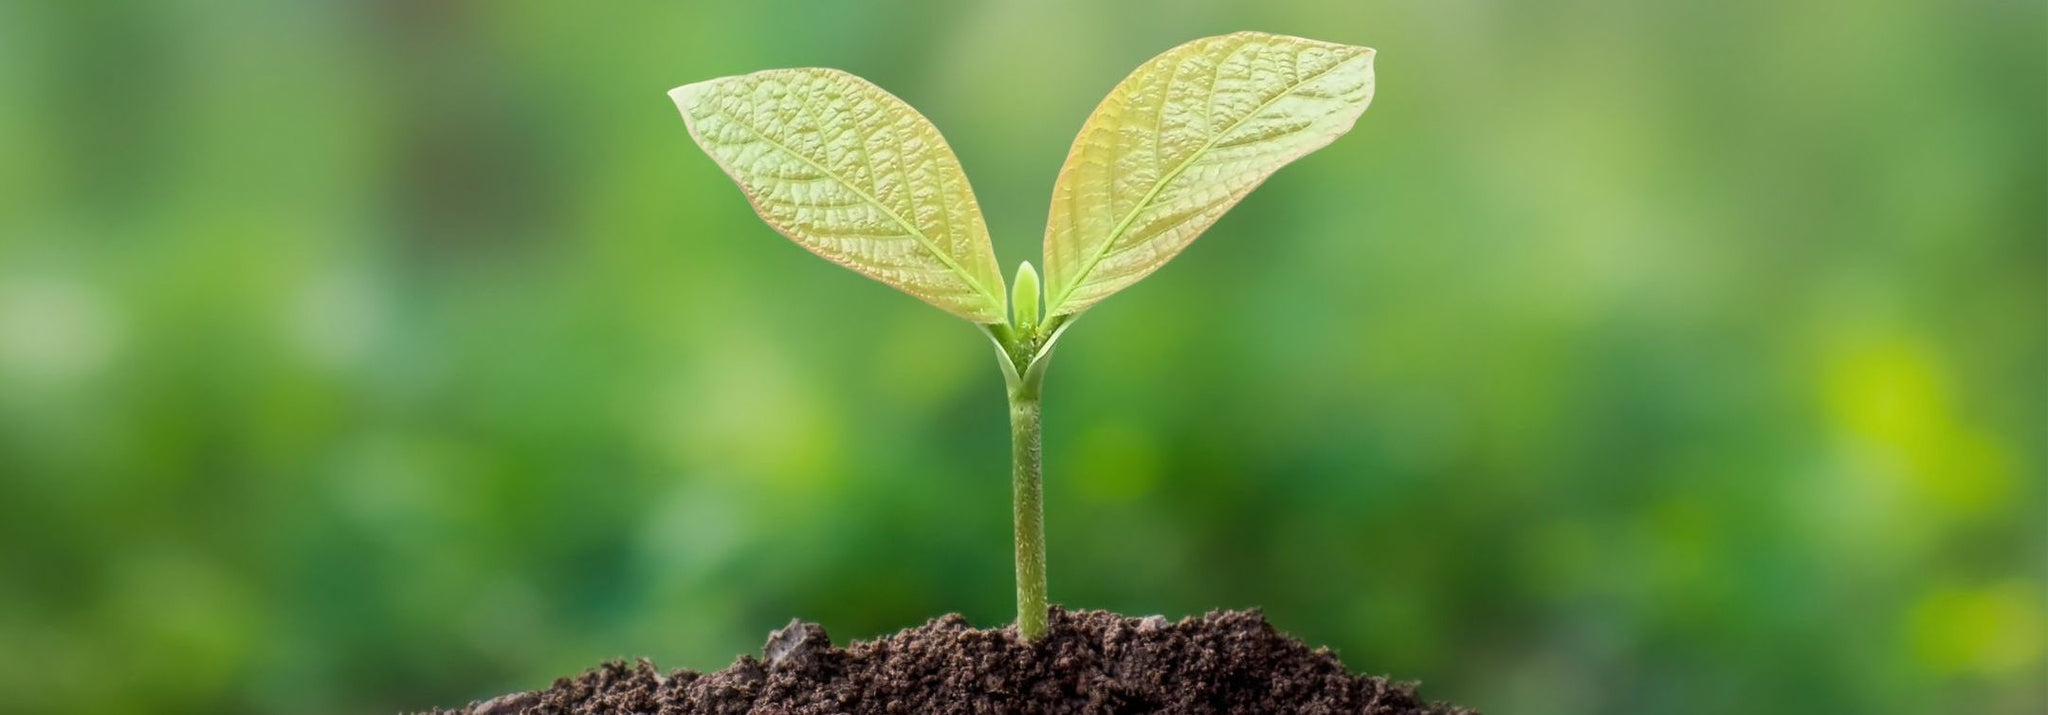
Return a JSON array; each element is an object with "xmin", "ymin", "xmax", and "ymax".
[
  {"xmin": 672, "ymin": 32, "xmax": 1378, "ymax": 641},
  {"xmin": 1042, "ymin": 33, "xmax": 1376, "ymax": 317},
  {"xmin": 674, "ymin": 32, "xmax": 1375, "ymax": 329},
  {"xmin": 671, "ymin": 69, "xmax": 1008, "ymax": 323}
]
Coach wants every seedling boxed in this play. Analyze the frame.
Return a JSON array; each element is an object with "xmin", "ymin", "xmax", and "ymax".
[{"xmin": 671, "ymin": 32, "xmax": 1375, "ymax": 641}]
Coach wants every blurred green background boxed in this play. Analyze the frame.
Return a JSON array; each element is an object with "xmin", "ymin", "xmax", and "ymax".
[{"xmin": 2, "ymin": 1, "xmax": 2042, "ymax": 713}]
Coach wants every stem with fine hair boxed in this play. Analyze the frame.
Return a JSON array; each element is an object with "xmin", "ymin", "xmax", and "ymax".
[
  {"xmin": 987, "ymin": 312, "xmax": 1064, "ymax": 642},
  {"xmin": 1008, "ymin": 374, "xmax": 1047, "ymax": 641}
]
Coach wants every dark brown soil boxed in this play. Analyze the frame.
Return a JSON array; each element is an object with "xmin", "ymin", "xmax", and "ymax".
[{"xmin": 427, "ymin": 607, "xmax": 1472, "ymax": 715}]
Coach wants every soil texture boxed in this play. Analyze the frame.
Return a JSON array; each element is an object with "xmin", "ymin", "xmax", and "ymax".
[{"xmin": 428, "ymin": 607, "xmax": 1472, "ymax": 715}]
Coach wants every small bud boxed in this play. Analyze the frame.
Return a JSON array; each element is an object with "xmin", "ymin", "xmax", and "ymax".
[{"xmin": 1011, "ymin": 261, "xmax": 1042, "ymax": 331}]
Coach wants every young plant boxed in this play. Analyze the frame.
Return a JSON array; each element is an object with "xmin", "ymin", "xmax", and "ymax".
[{"xmin": 670, "ymin": 32, "xmax": 1376, "ymax": 641}]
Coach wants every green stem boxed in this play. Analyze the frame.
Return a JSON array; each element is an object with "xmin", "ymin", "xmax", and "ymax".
[
  {"xmin": 1008, "ymin": 384, "xmax": 1047, "ymax": 641},
  {"xmin": 986, "ymin": 315, "xmax": 1067, "ymax": 641}
]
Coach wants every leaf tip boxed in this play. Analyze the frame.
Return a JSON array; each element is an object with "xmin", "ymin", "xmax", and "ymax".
[{"xmin": 667, "ymin": 79, "xmax": 717, "ymax": 115}]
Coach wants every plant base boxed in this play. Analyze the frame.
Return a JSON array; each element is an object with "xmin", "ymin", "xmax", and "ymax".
[{"xmin": 424, "ymin": 607, "xmax": 1473, "ymax": 715}]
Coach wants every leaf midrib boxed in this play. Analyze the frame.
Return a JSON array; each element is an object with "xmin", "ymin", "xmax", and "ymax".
[
  {"xmin": 1048, "ymin": 50, "xmax": 1360, "ymax": 314},
  {"xmin": 708, "ymin": 104, "xmax": 1000, "ymax": 309}
]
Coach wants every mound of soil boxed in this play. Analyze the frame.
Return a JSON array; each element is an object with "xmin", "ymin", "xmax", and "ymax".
[{"xmin": 429, "ymin": 607, "xmax": 1473, "ymax": 715}]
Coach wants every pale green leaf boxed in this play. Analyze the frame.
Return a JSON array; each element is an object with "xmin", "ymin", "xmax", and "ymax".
[
  {"xmin": 1041, "ymin": 32, "xmax": 1377, "ymax": 316},
  {"xmin": 671, "ymin": 69, "xmax": 1008, "ymax": 323}
]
